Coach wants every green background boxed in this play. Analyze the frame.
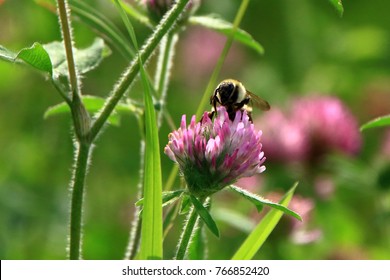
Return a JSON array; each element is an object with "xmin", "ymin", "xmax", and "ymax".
[{"xmin": 0, "ymin": 0, "xmax": 389, "ymax": 259}]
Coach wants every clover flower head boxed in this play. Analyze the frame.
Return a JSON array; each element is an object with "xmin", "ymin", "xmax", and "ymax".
[
  {"xmin": 164, "ymin": 107, "xmax": 266, "ymax": 198},
  {"xmin": 291, "ymin": 96, "xmax": 362, "ymax": 157}
]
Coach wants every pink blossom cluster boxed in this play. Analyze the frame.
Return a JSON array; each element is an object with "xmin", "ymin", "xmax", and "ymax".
[
  {"xmin": 257, "ymin": 96, "xmax": 362, "ymax": 163},
  {"xmin": 165, "ymin": 107, "xmax": 266, "ymax": 197}
]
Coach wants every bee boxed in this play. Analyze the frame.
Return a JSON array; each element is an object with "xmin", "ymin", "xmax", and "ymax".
[{"xmin": 209, "ymin": 79, "xmax": 270, "ymax": 122}]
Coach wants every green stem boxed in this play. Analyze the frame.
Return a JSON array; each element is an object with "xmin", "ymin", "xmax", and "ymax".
[
  {"xmin": 124, "ymin": 139, "xmax": 145, "ymax": 260},
  {"xmin": 69, "ymin": 143, "xmax": 91, "ymax": 259},
  {"xmin": 89, "ymin": 0, "xmax": 190, "ymax": 141},
  {"xmin": 57, "ymin": 0, "xmax": 80, "ymax": 99},
  {"xmin": 175, "ymin": 197, "xmax": 206, "ymax": 260},
  {"xmin": 195, "ymin": 0, "xmax": 251, "ymax": 119},
  {"xmin": 155, "ymin": 32, "xmax": 178, "ymax": 128}
]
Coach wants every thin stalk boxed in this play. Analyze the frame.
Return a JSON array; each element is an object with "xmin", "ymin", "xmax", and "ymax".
[
  {"xmin": 195, "ymin": 0, "xmax": 251, "ymax": 120},
  {"xmin": 175, "ymin": 205, "xmax": 199, "ymax": 260},
  {"xmin": 89, "ymin": 0, "xmax": 190, "ymax": 141},
  {"xmin": 57, "ymin": 0, "xmax": 92, "ymax": 260},
  {"xmin": 57, "ymin": 0, "xmax": 80, "ymax": 99},
  {"xmin": 124, "ymin": 135, "xmax": 145, "ymax": 260},
  {"xmin": 175, "ymin": 197, "xmax": 206, "ymax": 260},
  {"xmin": 68, "ymin": 143, "xmax": 91, "ymax": 259},
  {"xmin": 155, "ymin": 32, "xmax": 178, "ymax": 128}
]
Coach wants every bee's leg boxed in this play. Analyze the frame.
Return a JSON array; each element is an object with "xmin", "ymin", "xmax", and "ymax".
[
  {"xmin": 208, "ymin": 110, "xmax": 215, "ymax": 120},
  {"xmin": 247, "ymin": 111, "xmax": 253, "ymax": 123},
  {"xmin": 199, "ymin": 110, "xmax": 215, "ymax": 122}
]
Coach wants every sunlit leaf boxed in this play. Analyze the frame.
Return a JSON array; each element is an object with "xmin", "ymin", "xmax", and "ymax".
[
  {"xmin": 360, "ymin": 115, "xmax": 390, "ymax": 131},
  {"xmin": 189, "ymin": 14, "xmax": 264, "ymax": 54},
  {"xmin": 1, "ymin": 38, "xmax": 110, "ymax": 81},
  {"xmin": 0, "ymin": 43, "xmax": 53, "ymax": 74},
  {"xmin": 44, "ymin": 95, "xmax": 121, "ymax": 126},
  {"xmin": 190, "ymin": 195, "xmax": 219, "ymax": 238},
  {"xmin": 229, "ymin": 185, "xmax": 302, "ymax": 220},
  {"xmin": 329, "ymin": 0, "xmax": 344, "ymax": 17},
  {"xmin": 232, "ymin": 183, "xmax": 299, "ymax": 260},
  {"xmin": 44, "ymin": 38, "xmax": 111, "ymax": 77}
]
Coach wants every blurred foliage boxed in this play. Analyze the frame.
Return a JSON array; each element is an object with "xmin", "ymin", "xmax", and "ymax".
[{"xmin": 0, "ymin": 0, "xmax": 390, "ymax": 259}]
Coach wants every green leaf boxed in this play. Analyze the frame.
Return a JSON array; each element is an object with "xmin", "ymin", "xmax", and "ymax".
[
  {"xmin": 44, "ymin": 95, "xmax": 121, "ymax": 126},
  {"xmin": 189, "ymin": 14, "xmax": 264, "ymax": 54},
  {"xmin": 136, "ymin": 190, "xmax": 185, "ymax": 207},
  {"xmin": 229, "ymin": 185, "xmax": 302, "ymax": 221},
  {"xmin": 190, "ymin": 195, "xmax": 219, "ymax": 238},
  {"xmin": 17, "ymin": 43, "xmax": 53, "ymax": 74},
  {"xmin": 0, "ymin": 43, "xmax": 53, "ymax": 74},
  {"xmin": 328, "ymin": 0, "xmax": 344, "ymax": 17},
  {"xmin": 44, "ymin": 37, "xmax": 111, "ymax": 77},
  {"xmin": 68, "ymin": 0, "xmax": 134, "ymax": 59},
  {"xmin": 1, "ymin": 38, "xmax": 110, "ymax": 81},
  {"xmin": 360, "ymin": 115, "xmax": 390, "ymax": 131},
  {"xmin": 232, "ymin": 183, "xmax": 299, "ymax": 260}
]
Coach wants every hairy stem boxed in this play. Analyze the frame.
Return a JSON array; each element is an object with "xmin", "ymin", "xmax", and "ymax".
[
  {"xmin": 155, "ymin": 32, "xmax": 178, "ymax": 128},
  {"xmin": 175, "ymin": 205, "xmax": 199, "ymax": 260},
  {"xmin": 124, "ymin": 139, "xmax": 145, "ymax": 260},
  {"xmin": 68, "ymin": 143, "xmax": 91, "ymax": 259},
  {"xmin": 89, "ymin": 0, "xmax": 190, "ymax": 141},
  {"xmin": 175, "ymin": 197, "xmax": 206, "ymax": 260},
  {"xmin": 57, "ymin": 0, "xmax": 79, "ymax": 99}
]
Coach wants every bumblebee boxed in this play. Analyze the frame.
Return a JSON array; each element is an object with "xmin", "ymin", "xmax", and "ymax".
[{"xmin": 209, "ymin": 79, "xmax": 270, "ymax": 122}]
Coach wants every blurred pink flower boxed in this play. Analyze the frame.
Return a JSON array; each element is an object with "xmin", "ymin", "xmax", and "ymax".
[
  {"xmin": 177, "ymin": 27, "xmax": 245, "ymax": 87},
  {"xmin": 165, "ymin": 106, "xmax": 266, "ymax": 198},
  {"xmin": 256, "ymin": 108, "xmax": 308, "ymax": 162},
  {"xmin": 292, "ymin": 96, "xmax": 362, "ymax": 158},
  {"xmin": 256, "ymin": 96, "xmax": 362, "ymax": 163},
  {"xmin": 314, "ymin": 175, "xmax": 335, "ymax": 200},
  {"xmin": 288, "ymin": 195, "xmax": 322, "ymax": 244},
  {"xmin": 266, "ymin": 192, "xmax": 322, "ymax": 244},
  {"xmin": 235, "ymin": 176, "xmax": 264, "ymax": 193}
]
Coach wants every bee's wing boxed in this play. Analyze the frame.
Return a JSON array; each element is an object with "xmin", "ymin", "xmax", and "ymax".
[{"xmin": 247, "ymin": 91, "xmax": 271, "ymax": 111}]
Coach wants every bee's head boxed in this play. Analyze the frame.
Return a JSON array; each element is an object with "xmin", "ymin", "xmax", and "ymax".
[{"xmin": 214, "ymin": 81, "xmax": 236, "ymax": 105}]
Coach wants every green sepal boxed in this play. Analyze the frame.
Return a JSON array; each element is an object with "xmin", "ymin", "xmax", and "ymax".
[{"xmin": 189, "ymin": 195, "xmax": 219, "ymax": 238}]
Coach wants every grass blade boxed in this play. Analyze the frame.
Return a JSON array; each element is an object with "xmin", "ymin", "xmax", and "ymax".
[
  {"xmin": 231, "ymin": 183, "xmax": 299, "ymax": 260},
  {"xmin": 113, "ymin": 0, "xmax": 164, "ymax": 260}
]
